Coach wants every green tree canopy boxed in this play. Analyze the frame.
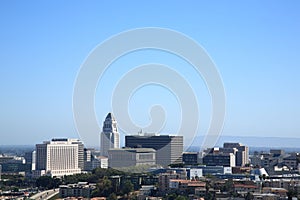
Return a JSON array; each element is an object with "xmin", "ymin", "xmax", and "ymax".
[
  {"xmin": 92, "ymin": 176, "xmax": 113, "ymax": 197},
  {"xmin": 36, "ymin": 176, "xmax": 61, "ymax": 189},
  {"xmin": 108, "ymin": 193, "xmax": 118, "ymax": 200},
  {"xmin": 121, "ymin": 180, "xmax": 134, "ymax": 195}
]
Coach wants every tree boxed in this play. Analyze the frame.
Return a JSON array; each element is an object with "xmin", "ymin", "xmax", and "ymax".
[
  {"xmin": 287, "ymin": 189, "xmax": 298, "ymax": 200},
  {"xmin": 52, "ymin": 177, "xmax": 61, "ymax": 188},
  {"xmin": 108, "ymin": 193, "xmax": 118, "ymax": 200},
  {"xmin": 121, "ymin": 180, "xmax": 134, "ymax": 196},
  {"xmin": 175, "ymin": 195, "xmax": 188, "ymax": 200},
  {"xmin": 92, "ymin": 176, "xmax": 113, "ymax": 197},
  {"xmin": 166, "ymin": 193, "xmax": 177, "ymax": 200},
  {"xmin": 36, "ymin": 176, "xmax": 61, "ymax": 189},
  {"xmin": 222, "ymin": 179, "xmax": 233, "ymax": 193},
  {"xmin": 168, "ymin": 163, "xmax": 184, "ymax": 168},
  {"xmin": 245, "ymin": 192, "xmax": 254, "ymax": 200}
]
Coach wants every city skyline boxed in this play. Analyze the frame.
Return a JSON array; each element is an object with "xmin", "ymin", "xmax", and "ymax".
[{"xmin": 0, "ymin": 1, "xmax": 300, "ymax": 146}]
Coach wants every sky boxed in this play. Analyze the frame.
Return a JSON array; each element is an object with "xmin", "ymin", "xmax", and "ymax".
[{"xmin": 0, "ymin": 1, "xmax": 299, "ymax": 147}]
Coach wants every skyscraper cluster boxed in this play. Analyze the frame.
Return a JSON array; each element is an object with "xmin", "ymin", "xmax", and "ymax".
[
  {"xmin": 100, "ymin": 113, "xmax": 184, "ymax": 168},
  {"xmin": 32, "ymin": 112, "xmax": 249, "ymax": 178}
]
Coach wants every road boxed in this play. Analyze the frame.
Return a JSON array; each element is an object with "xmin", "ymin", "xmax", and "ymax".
[{"xmin": 29, "ymin": 188, "xmax": 59, "ymax": 200}]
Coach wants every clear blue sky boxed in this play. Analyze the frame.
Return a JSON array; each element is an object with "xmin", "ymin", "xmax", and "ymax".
[{"xmin": 0, "ymin": 1, "xmax": 299, "ymax": 146}]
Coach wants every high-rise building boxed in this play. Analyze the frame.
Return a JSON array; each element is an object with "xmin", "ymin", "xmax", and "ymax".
[
  {"xmin": 223, "ymin": 143, "xmax": 249, "ymax": 167},
  {"xmin": 125, "ymin": 134, "xmax": 183, "ymax": 166},
  {"xmin": 100, "ymin": 113, "xmax": 120, "ymax": 157},
  {"xmin": 35, "ymin": 138, "xmax": 84, "ymax": 177}
]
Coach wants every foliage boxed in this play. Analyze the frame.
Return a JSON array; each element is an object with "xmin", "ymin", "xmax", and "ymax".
[
  {"xmin": 121, "ymin": 180, "xmax": 134, "ymax": 195},
  {"xmin": 36, "ymin": 176, "xmax": 61, "ymax": 189},
  {"xmin": 62, "ymin": 167, "xmax": 128, "ymax": 185},
  {"xmin": 245, "ymin": 192, "xmax": 254, "ymax": 200},
  {"xmin": 222, "ymin": 179, "xmax": 233, "ymax": 193},
  {"xmin": 165, "ymin": 193, "xmax": 178, "ymax": 200},
  {"xmin": 92, "ymin": 176, "xmax": 113, "ymax": 197},
  {"xmin": 168, "ymin": 163, "xmax": 184, "ymax": 168},
  {"xmin": 205, "ymin": 174, "xmax": 216, "ymax": 179},
  {"xmin": 165, "ymin": 193, "xmax": 188, "ymax": 200},
  {"xmin": 63, "ymin": 172, "xmax": 94, "ymax": 184},
  {"xmin": 93, "ymin": 167, "xmax": 127, "ymax": 178},
  {"xmin": 287, "ymin": 189, "xmax": 298, "ymax": 200},
  {"xmin": 108, "ymin": 193, "xmax": 118, "ymax": 200},
  {"xmin": 175, "ymin": 195, "xmax": 188, "ymax": 200}
]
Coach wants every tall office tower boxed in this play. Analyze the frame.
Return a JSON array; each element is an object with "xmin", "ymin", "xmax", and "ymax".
[
  {"xmin": 100, "ymin": 113, "xmax": 120, "ymax": 157},
  {"xmin": 223, "ymin": 143, "xmax": 249, "ymax": 167},
  {"xmin": 35, "ymin": 138, "xmax": 84, "ymax": 177},
  {"xmin": 125, "ymin": 134, "xmax": 183, "ymax": 167}
]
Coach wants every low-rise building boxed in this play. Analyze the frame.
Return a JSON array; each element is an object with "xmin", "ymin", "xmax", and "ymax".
[
  {"xmin": 108, "ymin": 148, "xmax": 156, "ymax": 168},
  {"xmin": 262, "ymin": 187, "xmax": 288, "ymax": 198},
  {"xmin": 158, "ymin": 170, "xmax": 187, "ymax": 192},
  {"xmin": 97, "ymin": 156, "xmax": 108, "ymax": 169},
  {"xmin": 188, "ymin": 168, "xmax": 203, "ymax": 180},
  {"xmin": 169, "ymin": 179, "xmax": 206, "ymax": 194},
  {"xmin": 59, "ymin": 182, "xmax": 96, "ymax": 198},
  {"xmin": 263, "ymin": 179, "xmax": 300, "ymax": 192},
  {"xmin": 182, "ymin": 152, "xmax": 199, "ymax": 165},
  {"xmin": 203, "ymin": 148, "xmax": 236, "ymax": 167},
  {"xmin": 137, "ymin": 185, "xmax": 157, "ymax": 200},
  {"xmin": 252, "ymin": 193, "xmax": 280, "ymax": 200},
  {"xmin": 233, "ymin": 184, "xmax": 259, "ymax": 194},
  {"xmin": 283, "ymin": 154, "xmax": 298, "ymax": 170}
]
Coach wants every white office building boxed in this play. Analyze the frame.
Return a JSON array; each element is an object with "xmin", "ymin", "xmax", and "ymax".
[
  {"xmin": 34, "ymin": 138, "xmax": 84, "ymax": 177},
  {"xmin": 31, "ymin": 150, "xmax": 36, "ymax": 171},
  {"xmin": 100, "ymin": 113, "xmax": 120, "ymax": 157}
]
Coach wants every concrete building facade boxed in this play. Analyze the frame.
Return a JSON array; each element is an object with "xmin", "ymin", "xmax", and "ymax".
[
  {"xmin": 35, "ymin": 138, "xmax": 83, "ymax": 177},
  {"xmin": 203, "ymin": 152, "xmax": 236, "ymax": 167},
  {"xmin": 100, "ymin": 113, "xmax": 120, "ymax": 157},
  {"xmin": 223, "ymin": 143, "xmax": 249, "ymax": 167},
  {"xmin": 108, "ymin": 148, "xmax": 156, "ymax": 168},
  {"xmin": 125, "ymin": 134, "xmax": 183, "ymax": 167},
  {"xmin": 59, "ymin": 182, "xmax": 96, "ymax": 198},
  {"xmin": 182, "ymin": 152, "xmax": 199, "ymax": 165}
]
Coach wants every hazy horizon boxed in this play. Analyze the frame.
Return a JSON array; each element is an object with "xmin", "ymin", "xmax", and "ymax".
[{"xmin": 2, "ymin": 135, "xmax": 300, "ymax": 149}]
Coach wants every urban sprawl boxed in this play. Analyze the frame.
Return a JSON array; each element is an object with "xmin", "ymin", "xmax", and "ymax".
[{"xmin": 0, "ymin": 113, "xmax": 299, "ymax": 200}]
